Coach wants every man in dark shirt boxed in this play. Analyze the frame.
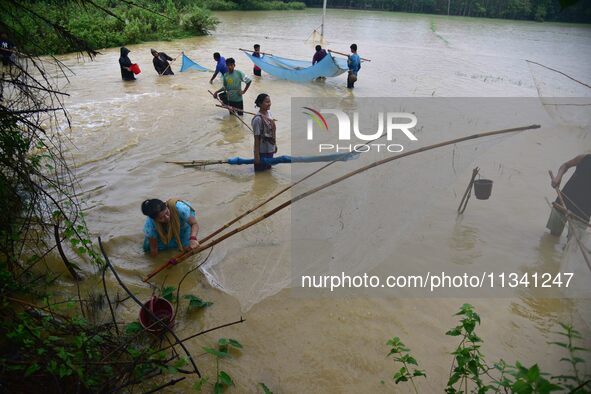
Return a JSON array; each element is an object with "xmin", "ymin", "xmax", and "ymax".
[
  {"xmin": 151, "ymin": 49, "xmax": 174, "ymax": 75},
  {"xmin": 312, "ymin": 45, "xmax": 327, "ymax": 65},
  {"xmin": 551, "ymin": 154, "xmax": 591, "ymax": 222},
  {"xmin": 119, "ymin": 47, "xmax": 135, "ymax": 81},
  {"xmin": 0, "ymin": 33, "xmax": 15, "ymax": 67}
]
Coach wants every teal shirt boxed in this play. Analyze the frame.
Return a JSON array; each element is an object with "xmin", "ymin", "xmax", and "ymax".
[
  {"xmin": 223, "ymin": 70, "xmax": 251, "ymax": 102},
  {"xmin": 143, "ymin": 201, "xmax": 196, "ymax": 252}
]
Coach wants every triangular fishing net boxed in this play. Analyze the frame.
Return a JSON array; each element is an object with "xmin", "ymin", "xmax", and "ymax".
[{"xmin": 179, "ymin": 53, "xmax": 209, "ymax": 72}]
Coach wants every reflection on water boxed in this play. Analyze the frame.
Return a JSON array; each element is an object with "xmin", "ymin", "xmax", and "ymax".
[{"xmin": 450, "ymin": 217, "xmax": 482, "ymax": 265}]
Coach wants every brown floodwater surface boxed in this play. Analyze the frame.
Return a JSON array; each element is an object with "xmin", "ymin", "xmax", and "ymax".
[{"xmin": 49, "ymin": 10, "xmax": 591, "ymax": 392}]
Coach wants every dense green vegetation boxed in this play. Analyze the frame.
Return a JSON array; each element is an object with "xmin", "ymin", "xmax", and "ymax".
[
  {"xmin": 388, "ymin": 304, "xmax": 591, "ymax": 393},
  {"xmin": 1, "ymin": 0, "xmax": 304, "ymax": 56},
  {"xmin": 304, "ymin": 0, "xmax": 591, "ymax": 22},
  {"xmin": 2, "ymin": 0, "xmax": 217, "ymax": 55}
]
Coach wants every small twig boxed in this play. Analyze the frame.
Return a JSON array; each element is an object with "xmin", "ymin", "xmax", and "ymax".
[
  {"xmin": 174, "ymin": 247, "xmax": 214, "ymax": 317},
  {"xmin": 102, "ymin": 265, "xmax": 120, "ymax": 335},
  {"xmin": 527, "ymin": 60, "xmax": 591, "ymax": 90},
  {"xmin": 143, "ymin": 377, "xmax": 186, "ymax": 394},
  {"xmin": 156, "ymin": 317, "xmax": 245, "ymax": 353},
  {"xmin": 53, "ymin": 224, "xmax": 82, "ymax": 281}
]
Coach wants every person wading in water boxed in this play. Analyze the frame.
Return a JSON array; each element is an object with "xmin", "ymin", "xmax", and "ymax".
[{"xmin": 141, "ymin": 199, "xmax": 200, "ymax": 256}]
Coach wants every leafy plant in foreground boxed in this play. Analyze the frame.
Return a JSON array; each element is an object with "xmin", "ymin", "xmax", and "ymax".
[{"xmin": 388, "ymin": 304, "xmax": 590, "ymax": 393}]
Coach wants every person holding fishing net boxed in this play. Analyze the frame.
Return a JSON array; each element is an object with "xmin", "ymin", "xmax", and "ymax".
[
  {"xmin": 141, "ymin": 199, "xmax": 200, "ymax": 256},
  {"xmin": 213, "ymin": 58, "xmax": 251, "ymax": 116},
  {"xmin": 252, "ymin": 93, "xmax": 277, "ymax": 172},
  {"xmin": 151, "ymin": 49, "xmax": 174, "ymax": 76},
  {"xmin": 547, "ymin": 154, "xmax": 591, "ymax": 237}
]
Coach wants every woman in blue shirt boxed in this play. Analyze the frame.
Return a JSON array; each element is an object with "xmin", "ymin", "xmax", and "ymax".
[{"xmin": 142, "ymin": 199, "xmax": 200, "ymax": 256}]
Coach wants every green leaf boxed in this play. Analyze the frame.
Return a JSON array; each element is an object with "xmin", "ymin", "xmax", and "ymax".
[
  {"xmin": 184, "ymin": 294, "xmax": 213, "ymax": 309},
  {"xmin": 125, "ymin": 322, "xmax": 143, "ymax": 334},
  {"xmin": 447, "ymin": 372, "xmax": 461, "ymax": 386},
  {"xmin": 526, "ymin": 364, "xmax": 540, "ymax": 382},
  {"xmin": 218, "ymin": 371, "xmax": 234, "ymax": 386},
  {"xmin": 259, "ymin": 382, "xmax": 273, "ymax": 394},
  {"xmin": 194, "ymin": 377, "xmax": 208, "ymax": 391},
  {"xmin": 446, "ymin": 327, "xmax": 462, "ymax": 336},
  {"xmin": 24, "ymin": 363, "xmax": 41, "ymax": 377},
  {"xmin": 214, "ymin": 382, "xmax": 224, "ymax": 394},
  {"xmin": 228, "ymin": 339, "xmax": 243, "ymax": 349},
  {"xmin": 173, "ymin": 358, "xmax": 188, "ymax": 368},
  {"xmin": 161, "ymin": 286, "xmax": 176, "ymax": 302},
  {"xmin": 203, "ymin": 347, "xmax": 230, "ymax": 359},
  {"xmin": 401, "ymin": 354, "xmax": 418, "ymax": 366}
]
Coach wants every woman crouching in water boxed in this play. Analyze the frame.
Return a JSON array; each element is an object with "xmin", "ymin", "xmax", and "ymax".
[
  {"xmin": 141, "ymin": 199, "xmax": 200, "ymax": 256},
  {"xmin": 252, "ymin": 93, "xmax": 277, "ymax": 172}
]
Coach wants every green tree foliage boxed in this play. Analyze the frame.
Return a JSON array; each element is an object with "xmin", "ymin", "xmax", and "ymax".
[
  {"xmin": 303, "ymin": 0, "xmax": 590, "ymax": 22},
  {"xmin": 1, "ymin": 0, "xmax": 219, "ymax": 56}
]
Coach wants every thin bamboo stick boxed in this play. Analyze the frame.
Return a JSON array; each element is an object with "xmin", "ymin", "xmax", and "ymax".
[
  {"xmin": 143, "ymin": 124, "xmax": 540, "ymax": 282},
  {"xmin": 238, "ymin": 48, "xmax": 274, "ymax": 56},
  {"xmin": 159, "ymin": 52, "xmax": 181, "ymax": 76},
  {"xmin": 166, "ymin": 160, "xmax": 227, "ymax": 167},
  {"xmin": 328, "ymin": 49, "xmax": 371, "ymax": 62},
  {"xmin": 208, "ymin": 90, "xmax": 255, "ymax": 132},
  {"xmin": 457, "ymin": 167, "xmax": 479, "ymax": 214},
  {"xmin": 215, "ymin": 104, "xmax": 278, "ymax": 121}
]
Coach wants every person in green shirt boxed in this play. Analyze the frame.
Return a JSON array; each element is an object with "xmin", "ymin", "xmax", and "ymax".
[{"xmin": 213, "ymin": 58, "xmax": 252, "ymax": 116}]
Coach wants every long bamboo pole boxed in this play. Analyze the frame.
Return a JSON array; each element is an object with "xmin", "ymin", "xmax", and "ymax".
[
  {"xmin": 166, "ymin": 159, "xmax": 228, "ymax": 167},
  {"xmin": 215, "ymin": 104, "xmax": 278, "ymax": 121},
  {"xmin": 328, "ymin": 49, "xmax": 371, "ymax": 62},
  {"xmin": 238, "ymin": 48, "xmax": 274, "ymax": 56},
  {"xmin": 143, "ymin": 124, "xmax": 540, "ymax": 282}
]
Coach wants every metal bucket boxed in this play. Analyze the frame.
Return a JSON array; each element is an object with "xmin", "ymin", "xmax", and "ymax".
[{"xmin": 474, "ymin": 179, "xmax": 493, "ymax": 200}]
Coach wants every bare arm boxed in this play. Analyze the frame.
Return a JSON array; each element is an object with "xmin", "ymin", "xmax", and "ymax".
[
  {"xmin": 241, "ymin": 81, "xmax": 251, "ymax": 96},
  {"xmin": 254, "ymin": 135, "xmax": 261, "ymax": 164},
  {"xmin": 149, "ymin": 238, "xmax": 158, "ymax": 257},
  {"xmin": 210, "ymin": 70, "xmax": 219, "ymax": 83},
  {"xmin": 188, "ymin": 215, "xmax": 200, "ymax": 249},
  {"xmin": 551, "ymin": 154, "xmax": 586, "ymax": 188},
  {"xmin": 212, "ymin": 87, "xmax": 225, "ymax": 99}
]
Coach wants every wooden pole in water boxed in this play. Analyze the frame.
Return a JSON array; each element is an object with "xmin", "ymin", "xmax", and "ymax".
[
  {"xmin": 327, "ymin": 49, "xmax": 371, "ymax": 62},
  {"xmin": 457, "ymin": 167, "xmax": 479, "ymax": 214},
  {"xmin": 238, "ymin": 48, "xmax": 274, "ymax": 56},
  {"xmin": 143, "ymin": 124, "xmax": 541, "ymax": 282},
  {"xmin": 321, "ymin": 0, "xmax": 327, "ymax": 40}
]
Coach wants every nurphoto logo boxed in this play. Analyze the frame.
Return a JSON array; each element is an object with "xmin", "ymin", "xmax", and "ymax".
[{"xmin": 302, "ymin": 107, "xmax": 418, "ymax": 153}]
